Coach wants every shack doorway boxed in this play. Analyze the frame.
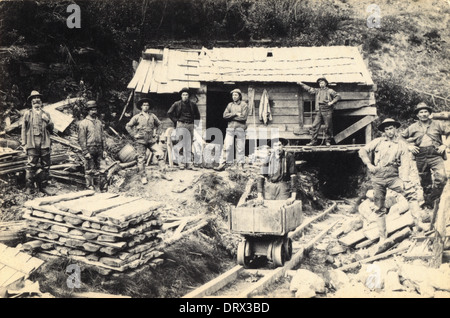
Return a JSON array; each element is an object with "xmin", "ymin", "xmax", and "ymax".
[{"xmin": 206, "ymin": 89, "xmax": 230, "ymax": 142}]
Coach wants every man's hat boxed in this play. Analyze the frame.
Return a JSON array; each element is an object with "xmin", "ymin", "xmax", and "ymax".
[
  {"xmin": 27, "ymin": 90, "xmax": 43, "ymax": 104},
  {"xmin": 316, "ymin": 77, "xmax": 329, "ymax": 85},
  {"xmin": 136, "ymin": 98, "xmax": 151, "ymax": 109},
  {"xmin": 378, "ymin": 118, "xmax": 401, "ymax": 131},
  {"xmin": 414, "ymin": 102, "xmax": 433, "ymax": 115},
  {"xmin": 230, "ymin": 88, "xmax": 242, "ymax": 96},
  {"xmin": 86, "ymin": 100, "xmax": 98, "ymax": 109},
  {"xmin": 179, "ymin": 87, "xmax": 190, "ymax": 95}
]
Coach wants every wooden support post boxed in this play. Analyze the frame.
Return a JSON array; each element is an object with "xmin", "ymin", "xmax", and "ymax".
[
  {"xmin": 431, "ymin": 182, "xmax": 450, "ymax": 268},
  {"xmin": 298, "ymin": 86, "xmax": 304, "ymax": 129},
  {"xmin": 365, "ymin": 121, "xmax": 372, "ymax": 143}
]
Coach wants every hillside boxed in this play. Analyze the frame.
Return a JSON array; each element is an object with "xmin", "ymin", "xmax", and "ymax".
[{"xmin": 0, "ymin": 0, "xmax": 449, "ymax": 128}]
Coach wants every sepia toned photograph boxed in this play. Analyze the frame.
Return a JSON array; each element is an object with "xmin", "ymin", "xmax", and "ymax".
[{"xmin": 0, "ymin": 0, "xmax": 449, "ymax": 303}]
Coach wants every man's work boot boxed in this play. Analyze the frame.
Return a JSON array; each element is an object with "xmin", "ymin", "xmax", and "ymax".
[
  {"xmin": 186, "ymin": 163, "xmax": 197, "ymax": 171},
  {"xmin": 25, "ymin": 183, "xmax": 35, "ymax": 195},
  {"xmin": 160, "ymin": 172, "xmax": 172, "ymax": 181},
  {"xmin": 85, "ymin": 175, "xmax": 94, "ymax": 190},
  {"xmin": 214, "ymin": 162, "xmax": 226, "ymax": 171},
  {"xmin": 376, "ymin": 215, "xmax": 388, "ymax": 244},
  {"xmin": 178, "ymin": 164, "xmax": 186, "ymax": 170},
  {"xmin": 38, "ymin": 184, "xmax": 55, "ymax": 196},
  {"xmin": 325, "ymin": 140, "xmax": 331, "ymax": 146},
  {"xmin": 306, "ymin": 140, "xmax": 317, "ymax": 146}
]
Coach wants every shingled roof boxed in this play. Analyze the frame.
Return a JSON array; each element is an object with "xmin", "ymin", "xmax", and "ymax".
[{"xmin": 128, "ymin": 46, "xmax": 374, "ymax": 94}]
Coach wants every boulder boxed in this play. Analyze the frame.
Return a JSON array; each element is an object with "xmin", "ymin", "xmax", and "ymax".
[
  {"xmin": 328, "ymin": 269, "xmax": 350, "ymax": 290},
  {"xmin": 384, "ymin": 271, "xmax": 405, "ymax": 292},
  {"xmin": 399, "ymin": 264, "xmax": 450, "ymax": 292},
  {"xmin": 290, "ymin": 269, "xmax": 326, "ymax": 296}
]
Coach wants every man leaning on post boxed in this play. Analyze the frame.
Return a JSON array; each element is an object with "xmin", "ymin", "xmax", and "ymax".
[{"xmin": 298, "ymin": 77, "xmax": 340, "ymax": 146}]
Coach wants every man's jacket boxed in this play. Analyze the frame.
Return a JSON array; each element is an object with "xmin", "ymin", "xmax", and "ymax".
[
  {"xmin": 21, "ymin": 109, "xmax": 54, "ymax": 150},
  {"xmin": 78, "ymin": 116, "xmax": 105, "ymax": 155},
  {"xmin": 167, "ymin": 100, "xmax": 200, "ymax": 126}
]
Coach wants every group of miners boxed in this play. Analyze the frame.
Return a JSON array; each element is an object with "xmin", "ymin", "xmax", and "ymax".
[
  {"xmin": 21, "ymin": 80, "xmax": 449, "ymax": 240},
  {"xmin": 359, "ymin": 103, "xmax": 449, "ymax": 244}
]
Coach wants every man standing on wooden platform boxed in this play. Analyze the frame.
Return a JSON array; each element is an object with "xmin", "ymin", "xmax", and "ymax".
[
  {"xmin": 78, "ymin": 100, "xmax": 107, "ymax": 190},
  {"xmin": 359, "ymin": 119, "xmax": 411, "ymax": 244},
  {"xmin": 21, "ymin": 90, "xmax": 54, "ymax": 195},
  {"xmin": 298, "ymin": 77, "xmax": 341, "ymax": 146},
  {"xmin": 256, "ymin": 139, "xmax": 297, "ymax": 205},
  {"xmin": 126, "ymin": 98, "xmax": 171, "ymax": 184},
  {"xmin": 401, "ymin": 102, "xmax": 450, "ymax": 210}
]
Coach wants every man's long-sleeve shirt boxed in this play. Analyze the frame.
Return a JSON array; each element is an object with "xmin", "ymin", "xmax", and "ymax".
[
  {"xmin": 78, "ymin": 116, "xmax": 105, "ymax": 155},
  {"xmin": 125, "ymin": 112, "xmax": 162, "ymax": 144},
  {"xmin": 401, "ymin": 119, "xmax": 450, "ymax": 148},
  {"xmin": 223, "ymin": 100, "xmax": 249, "ymax": 129},
  {"xmin": 301, "ymin": 83, "xmax": 340, "ymax": 111},
  {"xmin": 359, "ymin": 136, "xmax": 409, "ymax": 169}
]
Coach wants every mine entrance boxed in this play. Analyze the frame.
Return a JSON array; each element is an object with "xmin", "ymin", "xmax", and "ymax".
[{"xmin": 295, "ymin": 151, "xmax": 366, "ymax": 199}]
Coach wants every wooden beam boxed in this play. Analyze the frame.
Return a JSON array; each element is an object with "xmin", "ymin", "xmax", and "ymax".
[
  {"xmin": 182, "ymin": 265, "xmax": 244, "ymax": 298},
  {"xmin": 338, "ymin": 245, "xmax": 409, "ymax": 272},
  {"xmin": 334, "ymin": 99, "xmax": 374, "ymax": 110},
  {"xmin": 297, "ymin": 86, "xmax": 304, "ymax": 129},
  {"xmin": 337, "ymin": 106, "xmax": 377, "ymax": 116},
  {"xmin": 431, "ymin": 182, "xmax": 450, "ymax": 268},
  {"xmin": 365, "ymin": 122, "xmax": 373, "ymax": 143},
  {"xmin": 334, "ymin": 115, "xmax": 377, "ymax": 144}
]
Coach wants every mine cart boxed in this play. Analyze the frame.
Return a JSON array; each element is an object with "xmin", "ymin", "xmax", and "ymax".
[{"xmin": 229, "ymin": 200, "xmax": 303, "ymax": 268}]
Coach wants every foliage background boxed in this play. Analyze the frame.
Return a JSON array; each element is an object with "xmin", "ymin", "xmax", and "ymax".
[{"xmin": 0, "ymin": 0, "xmax": 449, "ymax": 128}]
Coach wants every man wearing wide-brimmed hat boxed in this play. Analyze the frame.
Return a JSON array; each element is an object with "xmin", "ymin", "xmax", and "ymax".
[
  {"xmin": 359, "ymin": 118, "xmax": 411, "ymax": 245},
  {"xmin": 215, "ymin": 88, "xmax": 249, "ymax": 171},
  {"xmin": 78, "ymin": 100, "xmax": 107, "ymax": 190},
  {"xmin": 21, "ymin": 90, "xmax": 54, "ymax": 194},
  {"xmin": 126, "ymin": 98, "xmax": 171, "ymax": 184},
  {"xmin": 401, "ymin": 102, "xmax": 450, "ymax": 209},
  {"xmin": 167, "ymin": 88, "xmax": 201, "ymax": 170},
  {"xmin": 298, "ymin": 77, "xmax": 341, "ymax": 146}
]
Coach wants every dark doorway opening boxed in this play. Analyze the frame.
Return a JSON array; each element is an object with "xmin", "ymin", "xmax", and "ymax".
[{"xmin": 206, "ymin": 89, "xmax": 230, "ymax": 142}]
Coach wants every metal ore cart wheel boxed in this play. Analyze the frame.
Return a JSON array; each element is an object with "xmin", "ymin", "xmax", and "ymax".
[
  {"xmin": 272, "ymin": 238, "xmax": 286, "ymax": 267},
  {"xmin": 237, "ymin": 238, "xmax": 252, "ymax": 268},
  {"xmin": 284, "ymin": 236, "xmax": 293, "ymax": 261}
]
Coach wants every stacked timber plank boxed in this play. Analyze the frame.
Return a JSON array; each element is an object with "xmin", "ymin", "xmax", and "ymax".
[
  {"xmin": 0, "ymin": 243, "xmax": 44, "ymax": 289},
  {"xmin": 0, "ymin": 149, "xmax": 70, "ymax": 176},
  {"xmin": 22, "ymin": 190, "xmax": 165, "ymax": 275}
]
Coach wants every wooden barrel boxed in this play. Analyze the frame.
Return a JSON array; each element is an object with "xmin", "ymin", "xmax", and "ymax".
[{"xmin": 117, "ymin": 144, "xmax": 137, "ymax": 163}]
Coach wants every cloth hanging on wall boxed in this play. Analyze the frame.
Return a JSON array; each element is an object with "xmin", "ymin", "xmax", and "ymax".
[{"xmin": 259, "ymin": 89, "xmax": 272, "ymax": 125}]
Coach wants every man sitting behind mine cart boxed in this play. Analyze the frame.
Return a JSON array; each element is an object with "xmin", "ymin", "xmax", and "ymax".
[{"xmin": 256, "ymin": 139, "xmax": 297, "ymax": 206}]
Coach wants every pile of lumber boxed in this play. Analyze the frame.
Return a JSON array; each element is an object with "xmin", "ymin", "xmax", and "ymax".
[
  {"xmin": 22, "ymin": 190, "xmax": 165, "ymax": 276},
  {"xmin": 0, "ymin": 149, "xmax": 71, "ymax": 176}
]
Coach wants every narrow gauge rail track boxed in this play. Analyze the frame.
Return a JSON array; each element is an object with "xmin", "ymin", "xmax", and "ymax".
[{"xmin": 183, "ymin": 202, "xmax": 340, "ymax": 298}]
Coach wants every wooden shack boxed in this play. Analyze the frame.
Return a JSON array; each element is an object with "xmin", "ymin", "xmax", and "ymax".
[{"xmin": 127, "ymin": 46, "xmax": 377, "ymax": 147}]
